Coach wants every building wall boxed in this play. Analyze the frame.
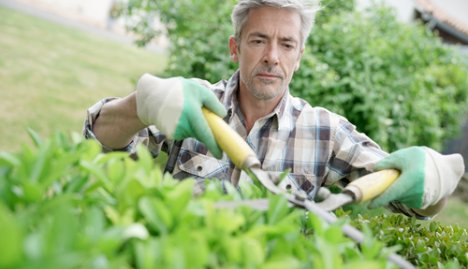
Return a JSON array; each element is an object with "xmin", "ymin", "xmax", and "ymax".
[
  {"xmin": 16, "ymin": 0, "xmax": 169, "ymax": 50},
  {"xmin": 18, "ymin": 0, "xmax": 115, "ymax": 28}
]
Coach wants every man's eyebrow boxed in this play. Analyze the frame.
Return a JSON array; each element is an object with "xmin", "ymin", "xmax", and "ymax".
[
  {"xmin": 280, "ymin": 37, "xmax": 298, "ymax": 43},
  {"xmin": 248, "ymin": 32, "xmax": 269, "ymax": 39},
  {"xmin": 248, "ymin": 32, "xmax": 298, "ymax": 43}
]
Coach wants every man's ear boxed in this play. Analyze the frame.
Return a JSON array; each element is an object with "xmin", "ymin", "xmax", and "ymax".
[
  {"xmin": 295, "ymin": 47, "xmax": 305, "ymax": 71},
  {"xmin": 229, "ymin": 36, "xmax": 239, "ymax": 63}
]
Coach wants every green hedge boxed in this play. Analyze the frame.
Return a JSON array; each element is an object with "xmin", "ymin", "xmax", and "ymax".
[
  {"xmin": 0, "ymin": 132, "xmax": 467, "ymax": 268},
  {"xmin": 0, "ymin": 133, "xmax": 389, "ymax": 268},
  {"xmin": 121, "ymin": 0, "xmax": 468, "ymax": 152},
  {"xmin": 339, "ymin": 207, "xmax": 468, "ymax": 268}
]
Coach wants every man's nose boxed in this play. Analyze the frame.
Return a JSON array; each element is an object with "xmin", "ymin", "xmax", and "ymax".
[{"xmin": 263, "ymin": 43, "xmax": 279, "ymax": 65}]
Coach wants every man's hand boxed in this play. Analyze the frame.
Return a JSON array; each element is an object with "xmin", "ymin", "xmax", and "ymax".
[
  {"xmin": 368, "ymin": 146, "xmax": 464, "ymax": 211},
  {"xmin": 136, "ymin": 73, "xmax": 227, "ymax": 158}
]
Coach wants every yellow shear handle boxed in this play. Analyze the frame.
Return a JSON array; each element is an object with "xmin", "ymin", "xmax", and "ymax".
[
  {"xmin": 202, "ymin": 107, "xmax": 399, "ymax": 202},
  {"xmin": 345, "ymin": 169, "xmax": 400, "ymax": 202},
  {"xmin": 202, "ymin": 108, "xmax": 258, "ymax": 169}
]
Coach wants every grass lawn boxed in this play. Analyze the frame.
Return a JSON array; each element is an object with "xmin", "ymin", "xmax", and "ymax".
[{"xmin": 0, "ymin": 6, "xmax": 166, "ymax": 152}]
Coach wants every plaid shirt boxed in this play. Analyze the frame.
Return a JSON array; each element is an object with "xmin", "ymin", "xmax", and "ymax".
[
  {"xmin": 85, "ymin": 71, "xmax": 424, "ymax": 218},
  {"xmin": 85, "ymin": 70, "xmax": 387, "ymax": 192}
]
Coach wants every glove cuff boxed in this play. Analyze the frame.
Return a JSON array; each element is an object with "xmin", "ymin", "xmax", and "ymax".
[
  {"xmin": 422, "ymin": 147, "xmax": 465, "ymax": 208},
  {"xmin": 135, "ymin": 73, "xmax": 184, "ymax": 138}
]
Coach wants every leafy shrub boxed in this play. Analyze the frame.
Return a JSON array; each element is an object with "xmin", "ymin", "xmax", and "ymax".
[
  {"xmin": 0, "ymin": 132, "xmax": 391, "ymax": 269},
  {"xmin": 119, "ymin": 0, "xmax": 468, "ymax": 152},
  {"xmin": 346, "ymin": 212, "xmax": 468, "ymax": 268},
  {"xmin": 1, "ymin": 132, "xmax": 467, "ymax": 268}
]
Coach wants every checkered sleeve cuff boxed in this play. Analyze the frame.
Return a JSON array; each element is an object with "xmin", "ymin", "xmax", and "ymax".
[{"xmin": 83, "ymin": 98, "xmax": 135, "ymax": 152}]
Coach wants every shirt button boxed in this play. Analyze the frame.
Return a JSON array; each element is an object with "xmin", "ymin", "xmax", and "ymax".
[{"xmin": 197, "ymin": 165, "xmax": 203, "ymax": 172}]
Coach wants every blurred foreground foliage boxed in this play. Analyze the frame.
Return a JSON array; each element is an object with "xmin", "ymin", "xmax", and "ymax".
[
  {"xmin": 0, "ymin": 132, "xmax": 467, "ymax": 268},
  {"xmin": 117, "ymin": 0, "xmax": 468, "ymax": 152}
]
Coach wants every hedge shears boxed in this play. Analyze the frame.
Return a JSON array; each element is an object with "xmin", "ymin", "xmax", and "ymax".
[
  {"xmin": 202, "ymin": 108, "xmax": 401, "ymax": 210},
  {"xmin": 201, "ymin": 108, "xmax": 415, "ymax": 269}
]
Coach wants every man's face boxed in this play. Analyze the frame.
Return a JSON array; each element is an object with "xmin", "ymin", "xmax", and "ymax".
[{"xmin": 230, "ymin": 6, "xmax": 304, "ymax": 101}]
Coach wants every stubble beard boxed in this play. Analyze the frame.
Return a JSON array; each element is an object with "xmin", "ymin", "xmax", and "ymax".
[
  {"xmin": 245, "ymin": 67, "xmax": 287, "ymax": 101},
  {"xmin": 250, "ymin": 80, "xmax": 284, "ymax": 100}
]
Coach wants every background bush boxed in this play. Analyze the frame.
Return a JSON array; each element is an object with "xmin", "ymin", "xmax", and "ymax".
[
  {"xmin": 122, "ymin": 0, "xmax": 237, "ymax": 83},
  {"xmin": 295, "ymin": 3, "xmax": 468, "ymax": 151},
  {"xmin": 119, "ymin": 0, "xmax": 468, "ymax": 152}
]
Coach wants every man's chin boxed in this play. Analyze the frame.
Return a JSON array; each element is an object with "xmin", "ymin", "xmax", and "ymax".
[{"xmin": 251, "ymin": 87, "xmax": 282, "ymax": 100}]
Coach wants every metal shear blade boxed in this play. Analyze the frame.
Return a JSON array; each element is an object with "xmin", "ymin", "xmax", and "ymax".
[{"xmin": 314, "ymin": 192, "xmax": 354, "ymax": 211}]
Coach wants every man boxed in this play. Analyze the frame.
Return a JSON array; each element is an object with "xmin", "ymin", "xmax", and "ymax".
[{"xmin": 84, "ymin": 0, "xmax": 464, "ymax": 218}]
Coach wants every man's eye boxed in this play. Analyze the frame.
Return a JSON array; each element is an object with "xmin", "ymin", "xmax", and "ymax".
[
  {"xmin": 251, "ymin": 39, "xmax": 264, "ymax": 44},
  {"xmin": 283, "ymin": 43, "xmax": 295, "ymax": 49}
]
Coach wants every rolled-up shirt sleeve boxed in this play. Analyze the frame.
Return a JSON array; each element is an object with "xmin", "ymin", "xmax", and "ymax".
[
  {"xmin": 327, "ymin": 117, "xmax": 429, "ymax": 219},
  {"xmin": 83, "ymin": 98, "xmax": 169, "ymax": 157}
]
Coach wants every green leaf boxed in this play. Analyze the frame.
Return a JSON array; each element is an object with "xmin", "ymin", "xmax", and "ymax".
[
  {"xmin": 165, "ymin": 180, "xmax": 195, "ymax": 216},
  {"xmin": 106, "ymin": 157, "xmax": 126, "ymax": 184},
  {"xmin": 80, "ymin": 160, "xmax": 112, "ymax": 192},
  {"xmin": 27, "ymin": 128, "xmax": 43, "ymax": 147},
  {"xmin": 0, "ymin": 203, "xmax": 23, "ymax": 268},
  {"xmin": 261, "ymin": 257, "xmax": 301, "ymax": 269},
  {"xmin": 139, "ymin": 196, "xmax": 173, "ymax": 234},
  {"xmin": 266, "ymin": 195, "xmax": 291, "ymax": 225},
  {"xmin": 0, "ymin": 152, "xmax": 20, "ymax": 168},
  {"xmin": 136, "ymin": 144, "xmax": 154, "ymax": 173},
  {"xmin": 29, "ymin": 140, "xmax": 52, "ymax": 184},
  {"xmin": 242, "ymin": 237, "xmax": 265, "ymax": 266},
  {"xmin": 21, "ymin": 181, "xmax": 43, "ymax": 203}
]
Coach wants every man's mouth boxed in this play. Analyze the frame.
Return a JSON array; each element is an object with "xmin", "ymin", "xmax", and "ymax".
[{"xmin": 256, "ymin": 72, "xmax": 282, "ymax": 80}]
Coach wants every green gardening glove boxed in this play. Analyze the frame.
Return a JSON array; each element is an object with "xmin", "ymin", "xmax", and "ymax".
[
  {"xmin": 368, "ymin": 146, "xmax": 464, "ymax": 210},
  {"xmin": 136, "ymin": 73, "xmax": 227, "ymax": 158}
]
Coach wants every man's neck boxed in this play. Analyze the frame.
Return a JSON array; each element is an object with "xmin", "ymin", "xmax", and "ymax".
[{"xmin": 237, "ymin": 85, "xmax": 285, "ymax": 134}]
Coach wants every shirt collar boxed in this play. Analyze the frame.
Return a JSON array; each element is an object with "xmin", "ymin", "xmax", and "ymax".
[
  {"xmin": 224, "ymin": 70, "xmax": 292, "ymax": 132},
  {"xmin": 222, "ymin": 70, "xmax": 239, "ymax": 119}
]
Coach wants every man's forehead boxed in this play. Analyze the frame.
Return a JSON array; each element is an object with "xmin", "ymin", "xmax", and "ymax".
[{"xmin": 242, "ymin": 6, "xmax": 301, "ymax": 40}]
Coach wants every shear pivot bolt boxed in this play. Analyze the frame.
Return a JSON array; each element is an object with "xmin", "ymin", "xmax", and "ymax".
[{"xmin": 294, "ymin": 191, "xmax": 307, "ymax": 202}]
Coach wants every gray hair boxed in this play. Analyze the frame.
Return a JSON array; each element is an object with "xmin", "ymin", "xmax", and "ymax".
[{"xmin": 231, "ymin": 0, "xmax": 320, "ymax": 48}]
